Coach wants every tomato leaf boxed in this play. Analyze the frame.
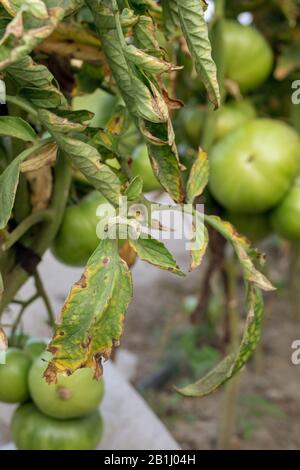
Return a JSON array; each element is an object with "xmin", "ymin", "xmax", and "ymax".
[
  {"xmin": 0, "ymin": 116, "xmax": 36, "ymax": 141},
  {"xmin": 186, "ymin": 149, "xmax": 209, "ymax": 203},
  {"xmin": 39, "ymin": 109, "xmax": 121, "ymax": 206},
  {"xmin": 177, "ymin": 0, "xmax": 220, "ymax": 109},
  {"xmin": 44, "ymin": 238, "xmax": 132, "ymax": 383},
  {"xmin": 125, "ymin": 176, "xmax": 143, "ymax": 201},
  {"xmin": 177, "ymin": 286, "xmax": 263, "ymax": 397},
  {"xmin": 190, "ymin": 212, "xmax": 209, "ymax": 271},
  {"xmin": 0, "ymin": 141, "xmax": 50, "ymax": 229},
  {"xmin": 177, "ymin": 214, "xmax": 274, "ymax": 397},
  {"xmin": 129, "ymin": 235, "xmax": 185, "ymax": 276}
]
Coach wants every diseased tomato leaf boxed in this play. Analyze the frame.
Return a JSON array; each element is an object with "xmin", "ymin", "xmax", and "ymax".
[
  {"xmin": 0, "ymin": 116, "xmax": 36, "ymax": 142},
  {"xmin": 45, "ymin": 238, "xmax": 132, "ymax": 384},
  {"xmin": 177, "ymin": 215, "xmax": 274, "ymax": 397},
  {"xmin": 129, "ymin": 235, "xmax": 185, "ymax": 276},
  {"xmin": 186, "ymin": 149, "xmax": 209, "ymax": 203}
]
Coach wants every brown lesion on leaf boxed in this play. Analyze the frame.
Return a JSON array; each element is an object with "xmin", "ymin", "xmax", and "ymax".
[
  {"xmin": 75, "ymin": 273, "xmax": 87, "ymax": 289},
  {"xmin": 81, "ymin": 335, "xmax": 92, "ymax": 349},
  {"xmin": 93, "ymin": 353, "xmax": 103, "ymax": 380},
  {"xmin": 102, "ymin": 256, "xmax": 110, "ymax": 265},
  {"xmin": 44, "ymin": 361, "xmax": 59, "ymax": 384}
]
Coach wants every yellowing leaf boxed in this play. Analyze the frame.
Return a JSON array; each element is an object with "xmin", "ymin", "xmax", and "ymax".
[{"xmin": 45, "ymin": 239, "xmax": 132, "ymax": 383}]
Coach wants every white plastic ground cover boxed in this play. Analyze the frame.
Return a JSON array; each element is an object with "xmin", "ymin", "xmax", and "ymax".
[{"xmin": 0, "ymin": 360, "xmax": 180, "ymax": 451}]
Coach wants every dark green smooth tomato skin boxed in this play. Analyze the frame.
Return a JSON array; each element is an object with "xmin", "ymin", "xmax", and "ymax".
[
  {"xmin": 52, "ymin": 191, "xmax": 109, "ymax": 267},
  {"xmin": 0, "ymin": 348, "xmax": 31, "ymax": 403},
  {"xmin": 209, "ymin": 119, "xmax": 300, "ymax": 214},
  {"xmin": 12, "ymin": 403, "xmax": 103, "ymax": 450},
  {"xmin": 271, "ymin": 183, "xmax": 300, "ymax": 241},
  {"xmin": 131, "ymin": 145, "xmax": 161, "ymax": 193},
  {"xmin": 224, "ymin": 20, "xmax": 273, "ymax": 92},
  {"xmin": 225, "ymin": 212, "xmax": 270, "ymax": 243},
  {"xmin": 215, "ymin": 100, "xmax": 256, "ymax": 140},
  {"xmin": 29, "ymin": 352, "xmax": 104, "ymax": 420}
]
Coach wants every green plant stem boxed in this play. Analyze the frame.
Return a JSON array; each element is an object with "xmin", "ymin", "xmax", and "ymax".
[
  {"xmin": 0, "ymin": 152, "xmax": 72, "ymax": 315},
  {"xmin": 33, "ymin": 270, "xmax": 55, "ymax": 328},
  {"xmin": 217, "ymin": 255, "xmax": 241, "ymax": 450},
  {"xmin": 1, "ymin": 210, "xmax": 53, "ymax": 251}
]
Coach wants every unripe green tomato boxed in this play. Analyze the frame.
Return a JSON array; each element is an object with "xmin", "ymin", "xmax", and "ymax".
[
  {"xmin": 223, "ymin": 20, "xmax": 273, "ymax": 92},
  {"xmin": 215, "ymin": 100, "xmax": 256, "ymax": 140},
  {"xmin": 52, "ymin": 191, "xmax": 111, "ymax": 267},
  {"xmin": 12, "ymin": 403, "xmax": 103, "ymax": 450},
  {"xmin": 131, "ymin": 145, "xmax": 161, "ymax": 192},
  {"xmin": 209, "ymin": 119, "xmax": 300, "ymax": 214},
  {"xmin": 72, "ymin": 89, "xmax": 118, "ymax": 127},
  {"xmin": 0, "ymin": 348, "xmax": 31, "ymax": 403},
  {"xmin": 180, "ymin": 105, "xmax": 206, "ymax": 147},
  {"xmin": 271, "ymin": 179, "xmax": 300, "ymax": 241},
  {"xmin": 28, "ymin": 352, "xmax": 104, "ymax": 420},
  {"xmin": 24, "ymin": 337, "xmax": 47, "ymax": 360},
  {"xmin": 225, "ymin": 212, "xmax": 271, "ymax": 243}
]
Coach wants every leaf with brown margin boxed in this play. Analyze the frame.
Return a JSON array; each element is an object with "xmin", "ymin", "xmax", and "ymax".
[
  {"xmin": 21, "ymin": 142, "xmax": 57, "ymax": 173},
  {"xmin": 44, "ymin": 238, "xmax": 132, "ymax": 384},
  {"xmin": 190, "ymin": 213, "xmax": 209, "ymax": 271}
]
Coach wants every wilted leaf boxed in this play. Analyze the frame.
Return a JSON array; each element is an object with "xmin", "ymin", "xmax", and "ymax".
[
  {"xmin": 0, "ymin": 140, "xmax": 49, "ymax": 229},
  {"xmin": 0, "ymin": 326, "xmax": 8, "ymax": 352},
  {"xmin": 186, "ymin": 149, "xmax": 209, "ymax": 203},
  {"xmin": 20, "ymin": 142, "xmax": 57, "ymax": 172},
  {"xmin": 129, "ymin": 235, "xmax": 184, "ymax": 276},
  {"xmin": 274, "ymin": 44, "xmax": 300, "ymax": 80},
  {"xmin": 190, "ymin": 214, "xmax": 208, "ymax": 271},
  {"xmin": 27, "ymin": 165, "xmax": 52, "ymax": 211},
  {"xmin": 45, "ymin": 238, "xmax": 132, "ymax": 383},
  {"xmin": 0, "ymin": 116, "xmax": 36, "ymax": 141},
  {"xmin": 177, "ymin": 0, "xmax": 220, "ymax": 108}
]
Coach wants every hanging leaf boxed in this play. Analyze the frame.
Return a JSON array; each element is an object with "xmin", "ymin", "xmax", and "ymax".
[
  {"xmin": 129, "ymin": 235, "xmax": 184, "ymax": 276},
  {"xmin": 0, "ymin": 116, "xmax": 36, "ymax": 141},
  {"xmin": 177, "ymin": 214, "xmax": 274, "ymax": 397},
  {"xmin": 44, "ymin": 238, "xmax": 132, "ymax": 383},
  {"xmin": 189, "ymin": 212, "xmax": 209, "ymax": 271},
  {"xmin": 177, "ymin": 285, "xmax": 264, "ymax": 397},
  {"xmin": 124, "ymin": 176, "xmax": 143, "ymax": 201},
  {"xmin": 177, "ymin": 0, "xmax": 220, "ymax": 108},
  {"xmin": 0, "ymin": 140, "xmax": 50, "ymax": 229},
  {"xmin": 186, "ymin": 149, "xmax": 209, "ymax": 203}
]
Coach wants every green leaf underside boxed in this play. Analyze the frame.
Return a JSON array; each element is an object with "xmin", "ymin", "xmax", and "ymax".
[
  {"xmin": 177, "ymin": 215, "xmax": 274, "ymax": 397},
  {"xmin": 45, "ymin": 238, "xmax": 132, "ymax": 383},
  {"xmin": 177, "ymin": 0, "xmax": 220, "ymax": 109},
  {"xmin": 129, "ymin": 235, "xmax": 185, "ymax": 276}
]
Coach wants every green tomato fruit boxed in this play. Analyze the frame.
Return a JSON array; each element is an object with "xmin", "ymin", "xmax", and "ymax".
[
  {"xmin": 225, "ymin": 212, "xmax": 271, "ymax": 243},
  {"xmin": 29, "ymin": 352, "xmax": 104, "ymax": 419},
  {"xmin": 224, "ymin": 20, "xmax": 273, "ymax": 92},
  {"xmin": 215, "ymin": 100, "xmax": 256, "ymax": 140},
  {"xmin": 0, "ymin": 348, "xmax": 31, "ymax": 403},
  {"xmin": 52, "ymin": 191, "xmax": 111, "ymax": 267},
  {"xmin": 24, "ymin": 337, "xmax": 47, "ymax": 360},
  {"xmin": 131, "ymin": 145, "xmax": 161, "ymax": 192},
  {"xmin": 209, "ymin": 119, "xmax": 300, "ymax": 214},
  {"xmin": 12, "ymin": 402, "xmax": 103, "ymax": 450},
  {"xmin": 271, "ymin": 178, "xmax": 300, "ymax": 241},
  {"xmin": 180, "ymin": 105, "xmax": 206, "ymax": 147}
]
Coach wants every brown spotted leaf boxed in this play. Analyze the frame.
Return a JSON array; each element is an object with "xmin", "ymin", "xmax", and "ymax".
[{"xmin": 45, "ymin": 238, "xmax": 132, "ymax": 383}]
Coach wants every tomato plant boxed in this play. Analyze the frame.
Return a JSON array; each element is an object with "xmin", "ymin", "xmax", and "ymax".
[{"xmin": 0, "ymin": 0, "xmax": 299, "ymax": 452}]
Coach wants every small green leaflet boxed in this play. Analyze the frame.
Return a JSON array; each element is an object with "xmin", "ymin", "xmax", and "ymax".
[
  {"xmin": 177, "ymin": 0, "xmax": 220, "ymax": 109},
  {"xmin": 44, "ymin": 238, "xmax": 132, "ymax": 383},
  {"xmin": 186, "ymin": 149, "xmax": 209, "ymax": 203},
  {"xmin": 0, "ymin": 116, "xmax": 36, "ymax": 141},
  {"xmin": 129, "ymin": 235, "xmax": 184, "ymax": 276},
  {"xmin": 0, "ymin": 271, "xmax": 4, "ymax": 303},
  {"xmin": 177, "ymin": 215, "xmax": 274, "ymax": 397},
  {"xmin": 124, "ymin": 176, "xmax": 143, "ymax": 201},
  {"xmin": 0, "ymin": 140, "xmax": 50, "ymax": 229}
]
